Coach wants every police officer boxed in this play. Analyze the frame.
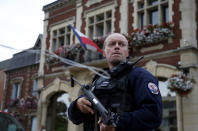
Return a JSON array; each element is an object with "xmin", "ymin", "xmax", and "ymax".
[{"xmin": 68, "ymin": 33, "xmax": 162, "ymax": 131}]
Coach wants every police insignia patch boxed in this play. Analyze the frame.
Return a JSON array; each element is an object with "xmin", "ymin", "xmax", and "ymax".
[{"xmin": 148, "ymin": 82, "xmax": 159, "ymax": 95}]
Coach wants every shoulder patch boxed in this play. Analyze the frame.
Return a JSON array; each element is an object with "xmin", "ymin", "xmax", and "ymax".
[{"xmin": 148, "ymin": 82, "xmax": 159, "ymax": 95}]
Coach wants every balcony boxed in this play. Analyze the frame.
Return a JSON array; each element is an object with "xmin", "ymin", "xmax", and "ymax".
[{"xmin": 46, "ymin": 44, "xmax": 104, "ymax": 67}]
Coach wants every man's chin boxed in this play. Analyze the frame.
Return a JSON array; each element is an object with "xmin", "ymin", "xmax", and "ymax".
[{"xmin": 111, "ymin": 60, "xmax": 122, "ymax": 67}]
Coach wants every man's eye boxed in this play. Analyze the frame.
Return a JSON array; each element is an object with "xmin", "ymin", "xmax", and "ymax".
[
  {"xmin": 118, "ymin": 42, "xmax": 125, "ymax": 47},
  {"xmin": 108, "ymin": 42, "xmax": 115, "ymax": 46}
]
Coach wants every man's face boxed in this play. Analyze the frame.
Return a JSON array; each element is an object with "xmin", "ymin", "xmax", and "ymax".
[{"xmin": 103, "ymin": 33, "xmax": 129, "ymax": 68}]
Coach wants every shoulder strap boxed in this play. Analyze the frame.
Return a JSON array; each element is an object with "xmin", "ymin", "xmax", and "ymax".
[{"xmin": 119, "ymin": 66, "xmax": 136, "ymax": 115}]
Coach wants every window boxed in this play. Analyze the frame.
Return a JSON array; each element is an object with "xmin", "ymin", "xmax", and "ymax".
[
  {"xmin": 148, "ymin": 0, "xmax": 158, "ymax": 6},
  {"xmin": 11, "ymin": 77, "xmax": 23, "ymax": 100},
  {"xmin": 11, "ymin": 83, "xmax": 21, "ymax": 99},
  {"xmin": 87, "ymin": 10, "xmax": 112, "ymax": 39},
  {"xmin": 136, "ymin": 0, "xmax": 169, "ymax": 29},
  {"xmin": 32, "ymin": 79, "xmax": 37, "ymax": 96},
  {"xmin": 149, "ymin": 9, "xmax": 158, "ymax": 25},
  {"xmin": 51, "ymin": 25, "xmax": 71, "ymax": 52},
  {"xmin": 138, "ymin": 12, "xmax": 144, "ymax": 29},
  {"xmin": 162, "ymin": 5, "xmax": 169, "ymax": 22}
]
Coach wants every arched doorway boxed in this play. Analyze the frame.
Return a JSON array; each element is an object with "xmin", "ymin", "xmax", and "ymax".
[
  {"xmin": 46, "ymin": 92, "xmax": 70, "ymax": 131},
  {"xmin": 37, "ymin": 77, "xmax": 83, "ymax": 131}
]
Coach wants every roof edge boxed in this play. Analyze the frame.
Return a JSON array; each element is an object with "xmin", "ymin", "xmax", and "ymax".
[{"xmin": 42, "ymin": 0, "xmax": 76, "ymax": 12}]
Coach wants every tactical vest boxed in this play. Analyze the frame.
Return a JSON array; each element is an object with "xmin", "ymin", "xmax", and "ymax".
[{"xmin": 92, "ymin": 69, "xmax": 135, "ymax": 115}]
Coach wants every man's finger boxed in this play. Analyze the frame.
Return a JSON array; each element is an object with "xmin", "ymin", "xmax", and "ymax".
[
  {"xmin": 100, "ymin": 123, "xmax": 115, "ymax": 131},
  {"xmin": 82, "ymin": 98, "xmax": 92, "ymax": 106},
  {"xmin": 77, "ymin": 97, "xmax": 94, "ymax": 114},
  {"xmin": 98, "ymin": 117, "xmax": 102, "ymax": 124},
  {"xmin": 83, "ymin": 104, "xmax": 94, "ymax": 114}
]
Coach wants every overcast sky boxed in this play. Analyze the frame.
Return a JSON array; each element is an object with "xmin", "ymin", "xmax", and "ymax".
[{"xmin": 0, "ymin": 0, "xmax": 55, "ymax": 61}]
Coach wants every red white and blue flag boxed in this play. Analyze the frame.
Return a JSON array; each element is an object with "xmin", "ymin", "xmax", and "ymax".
[{"xmin": 70, "ymin": 25, "xmax": 103, "ymax": 54}]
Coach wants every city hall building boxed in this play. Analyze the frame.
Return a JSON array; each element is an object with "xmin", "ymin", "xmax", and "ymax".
[{"xmin": 3, "ymin": 0, "xmax": 198, "ymax": 131}]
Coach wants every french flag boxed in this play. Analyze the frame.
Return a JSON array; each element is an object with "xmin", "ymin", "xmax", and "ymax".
[{"xmin": 70, "ymin": 25, "xmax": 103, "ymax": 54}]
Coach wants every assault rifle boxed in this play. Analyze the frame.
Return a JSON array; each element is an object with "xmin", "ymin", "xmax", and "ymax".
[
  {"xmin": 70, "ymin": 56, "xmax": 144, "ymax": 127},
  {"xmin": 71, "ymin": 76, "xmax": 119, "ymax": 127}
]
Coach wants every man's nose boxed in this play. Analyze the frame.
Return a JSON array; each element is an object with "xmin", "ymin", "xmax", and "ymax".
[{"xmin": 114, "ymin": 42, "xmax": 120, "ymax": 49}]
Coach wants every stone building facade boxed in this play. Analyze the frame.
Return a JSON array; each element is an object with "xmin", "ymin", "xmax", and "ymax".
[{"xmin": 36, "ymin": 0, "xmax": 198, "ymax": 131}]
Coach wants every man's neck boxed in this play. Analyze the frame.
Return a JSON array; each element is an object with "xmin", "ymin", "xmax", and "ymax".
[
  {"xmin": 108, "ymin": 63, "xmax": 119, "ymax": 70},
  {"xmin": 108, "ymin": 60, "xmax": 127, "ymax": 70}
]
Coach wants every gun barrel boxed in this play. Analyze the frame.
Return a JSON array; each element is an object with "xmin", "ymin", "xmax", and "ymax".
[
  {"xmin": 132, "ymin": 56, "xmax": 144, "ymax": 65},
  {"xmin": 71, "ymin": 76, "xmax": 83, "ymax": 87}
]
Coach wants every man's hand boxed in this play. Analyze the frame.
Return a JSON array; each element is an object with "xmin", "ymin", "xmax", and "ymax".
[
  {"xmin": 98, "ymin": 117, "xmax": 115, "ymax": 131},
  {"xmin": 76, "ymin": 97, "xmax": 94, "ymax": 114}
]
